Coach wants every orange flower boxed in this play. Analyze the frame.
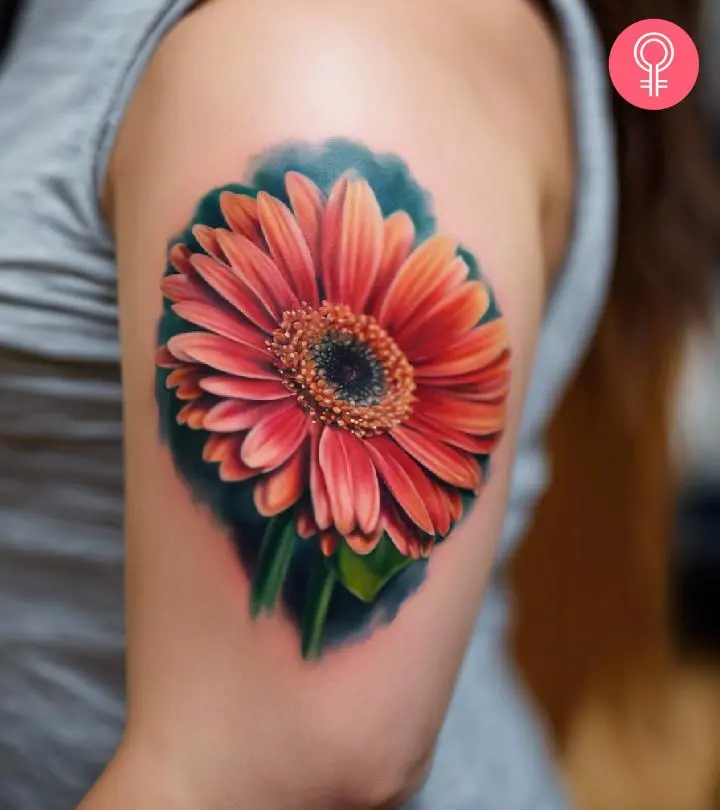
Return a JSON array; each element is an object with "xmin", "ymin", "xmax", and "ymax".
[{"xmin": 157, "ymin": 172, "xmax": 510, "ymax": 560}]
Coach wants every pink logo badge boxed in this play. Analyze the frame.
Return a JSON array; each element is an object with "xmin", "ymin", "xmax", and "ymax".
[{"xmin": 609, "ymin": 19, "xmax": 700, "ymax": 110}]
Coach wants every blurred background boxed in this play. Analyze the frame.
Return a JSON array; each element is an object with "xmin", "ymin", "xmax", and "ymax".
[{"xmin": 510, "ymin": 4, "xmax": 720, "ymax": 808}]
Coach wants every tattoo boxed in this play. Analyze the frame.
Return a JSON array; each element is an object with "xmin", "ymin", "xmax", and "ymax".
[{"xmin": 155, "ymin": 139, "xmax": 510, "ymax": 659}]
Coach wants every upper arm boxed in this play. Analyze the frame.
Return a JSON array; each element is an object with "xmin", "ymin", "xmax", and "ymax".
[{"xmin": 109, "ymin": 1, "xmax": 571, "ymax": 805}]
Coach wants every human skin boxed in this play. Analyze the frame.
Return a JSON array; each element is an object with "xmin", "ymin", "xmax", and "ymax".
[{"xmin": 82, "ymin": 0, "xmax": 572, "ymax": 807}]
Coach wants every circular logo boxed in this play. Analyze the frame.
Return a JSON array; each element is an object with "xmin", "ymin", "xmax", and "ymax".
[{"xmin": 609, "ymin": 19, "xmax": 700, "ymax": 110}]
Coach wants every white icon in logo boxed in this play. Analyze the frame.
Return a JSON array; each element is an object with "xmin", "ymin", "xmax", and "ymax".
[{"xmin": 634, "ymin": 32, "xmax": 675, "ymax": 97}]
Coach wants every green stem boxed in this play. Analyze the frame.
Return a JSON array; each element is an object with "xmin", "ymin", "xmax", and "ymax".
[
  {"xmin": 301, "ymin": 563, "xmax": 336, "ymax": 660},
  {"xmin": 250, "ymin": 514, "xmax": 297, "ymax": 617}
]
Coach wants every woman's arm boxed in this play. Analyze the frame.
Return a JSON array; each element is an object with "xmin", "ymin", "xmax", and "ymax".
[{"xmin": 84, "ymin": 1, "xmax": 571, "ymax": 808}]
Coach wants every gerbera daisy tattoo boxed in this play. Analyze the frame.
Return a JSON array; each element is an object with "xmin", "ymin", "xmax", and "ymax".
[{"xmin": 155, "ymin": 139, "xmax": 511, "ymax": 659}]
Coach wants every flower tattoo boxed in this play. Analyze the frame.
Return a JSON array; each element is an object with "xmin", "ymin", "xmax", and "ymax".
[{"xmin": 155, "ymin": 140, "xmax": 510, "ymax": 658}]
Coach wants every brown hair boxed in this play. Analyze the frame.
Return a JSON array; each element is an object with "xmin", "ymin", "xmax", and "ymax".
[{"xmin": 511, "ymin": 0, "xmax": 720, "ymax": 742}]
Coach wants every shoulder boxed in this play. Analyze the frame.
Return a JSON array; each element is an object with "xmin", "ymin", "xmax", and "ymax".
[{"xmin": 108, "ymin": 0, "xmax": 573, "ymax": 271}]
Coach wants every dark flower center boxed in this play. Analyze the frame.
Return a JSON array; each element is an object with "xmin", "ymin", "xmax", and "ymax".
[
  {"xmin": 268, "ymin": 302, "xmax": 415, "ymax": 437},
  {"xmin": 311, "ymin": 332, "xmax": 385, "ymax": 406}
]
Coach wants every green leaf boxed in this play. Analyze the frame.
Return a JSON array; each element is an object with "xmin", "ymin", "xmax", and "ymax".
[
  {"xmin": 327, "ymin": 534, "xmax": 414, "ymax": 603},
  {"xmin": 250, "ymin": 514, "xmax": 297, "ymax": 617},
  {"xmin": 301, "ymin": 564, "xmax": 336, "ymax": 660}
]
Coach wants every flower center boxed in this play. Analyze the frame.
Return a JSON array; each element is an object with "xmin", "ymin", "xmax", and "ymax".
[
  {"xmin": 311, "ymin": 333, "xmax": 385, "ymax": 406},
  {"xmin": 268, "ymin": 302, "xmax": 415, "ymax": 437}
]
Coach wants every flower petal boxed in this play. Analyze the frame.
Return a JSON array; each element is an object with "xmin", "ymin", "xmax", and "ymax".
[
  {"xmin": 368, "ymin": 434, "xmax": 450, "ymax": 536},
  {"xmin": 387, "ymin": 255, "xmax": 470, "ymax": 335},
  {"xmin": 318, "ymin": 427, "xmax": 356, "ymax": 535},
  {"xmin": 219, "ymin": 439, "xmax": 259, "ymax": 482},
  {"xmin": 171, "ymin": 301, "xmax": 269, "ymax": 353},
  {"xmin": 415, "ymin": 351, "xmax": 511, "ymax": 397},
  {"xmin": 390, "ymin": 425, "xmax": 482, "ymax": 491},
  {"xmin": 317, "ymin": 426, "xmax": 383, "ymax": 537},
  {"xmin": 320, "ymin": 177, "xmax": 349, "ymax": 302},
  {"xmin": 423, "ymin": 482, "xmax": 453, "ymax": 537},
  {"xmin": 296, "ymin": 507, "xmax": 319, "ymax": 539},
  {"xmin": 381, "ymin": 499, "xmax": 422, "ymax": 559},
  {"xmin": 177, "ymin": 399, "xmax": 213, "ymax": 430},
  {"xmin": 190, "ymin": 254, "xmax": 277, "ymax": 333},
  {"xmin": 254, "ymin": 444, "xmax": 307, "ymax": 517},
  {"xmin": 192, "ymin": 225, "xmax": 225, "ymax": 261},
  {"xmin": 257, "ymin": 192, "xmax": 319, "ymax": 306},
  {"xmin": 216, "ymin": 229, "xmax": 299, "ymax": 316},
  {"xmin": 166, "ymin": 368, "xmax": 191, "ymax": 388},
  {"xmin": 376, "ymin": 212, "xmax": 415, "ymax": 292},
  {"xmin": 319, "ymin": 531, "xmax": 339, "ymax": 557},
  {"xmin": 340, "ymin": 432, "xmax": 381, "ymax": 534},
  {"xmin": 164, "ymin": 333, "xmax": 203, "ymax": 363},
  {"xmin": 419, "ymin": 537, "xmax": 434, "ymax": 558},
  {"xmin": 407, "ymin": 413, "xmax": 501, "ymax": 455},
  {"xmin": 199, "ymin": 376, "xmax": 291, "ymax": 401},
  {"xmin": 168, "ymin": 334, "xmax": 270, "ymax": 376},
  {"xmin": 285, "ymin": 172, "xmax": 325, "ymax": 270},
  {"xmin": 220, "ymin": 458, "xmax": 258, "ymax": 482},
  {"xmin": 156, "ymin": 345, "xmax": 181, "ymax": 368},
  {"xmin": 161, "ymin": 273, "xmax": 214, "ymax": 306},
  {"xmin": 398, "ymin": 282, "xmax": 490, "ymax": 361},
  {"xmin": 166, "ymin": 333, "xmax": 276, "ymax": 380},
  {"xmin": 413, "ymin": 319, "xmax": 510, "ymax": 378},
  {"xmin": 241, "ymin": 401, "xmax": 309, "ymax": 470},
  {"xmin": 327, "ymin": 430, "xmax": 380, "ymax": 535},
  {"xmin": 321, "ymin": 177, "xmax": 384, "ymax": 309},
  {"xmin": 364, "ymin": 436, "xmax": 434, "ymax": 534},
  {"xmin": 344, "ymin": 526, "xmax": 384, "ymax": 556},
  {"xmin": 392, "ymin": 454, "xmax": 453, "ymax": 537},
  {"xmin": 377, "ymin": 235, "xmax": 457, "ymax": 329},
  {"xmin": 219, "ymin": 192, "xmax": 265, "ymax": 248},
  {"xmin": 310, "ymin": 426, "xmax": 332, "ymax": 531},
  {"xmin": 204, "ymin": 399, "xmax": 287, "ymax": 433},
  {"xmin": 166, "ymin": 366, "xmax": 204, "ymax": 400},
  {"xmin": 414, "ymin": 390, "xmax": 508, "ymax": 435},
  {"xmin": 202, "ymin": 434, "xmax": 230, "ymax": 463},
  {"xmin": 447, "ymin": 490, "xmax": 464, "ymax": 521},
  {"xmin": 177, "ymin": 379, "xmax": 205, "ymax": 401},
  {"xmin": 169, "ymin": 243, "xmax": 194, "ymax": 275}
]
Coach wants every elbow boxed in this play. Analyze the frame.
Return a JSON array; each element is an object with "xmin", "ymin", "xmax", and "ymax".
[
  {"xmin": 302, "ymin": 679, "xmax": 439, "ymax": 808},
  {"xmin": 324, "ymin": 732, "xmax": 434, "ymax": 809}
]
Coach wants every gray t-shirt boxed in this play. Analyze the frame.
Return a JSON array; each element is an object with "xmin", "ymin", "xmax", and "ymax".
[{"xmin": 0, "ymin": 1, "xmax": 616, "ymax": 808}]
